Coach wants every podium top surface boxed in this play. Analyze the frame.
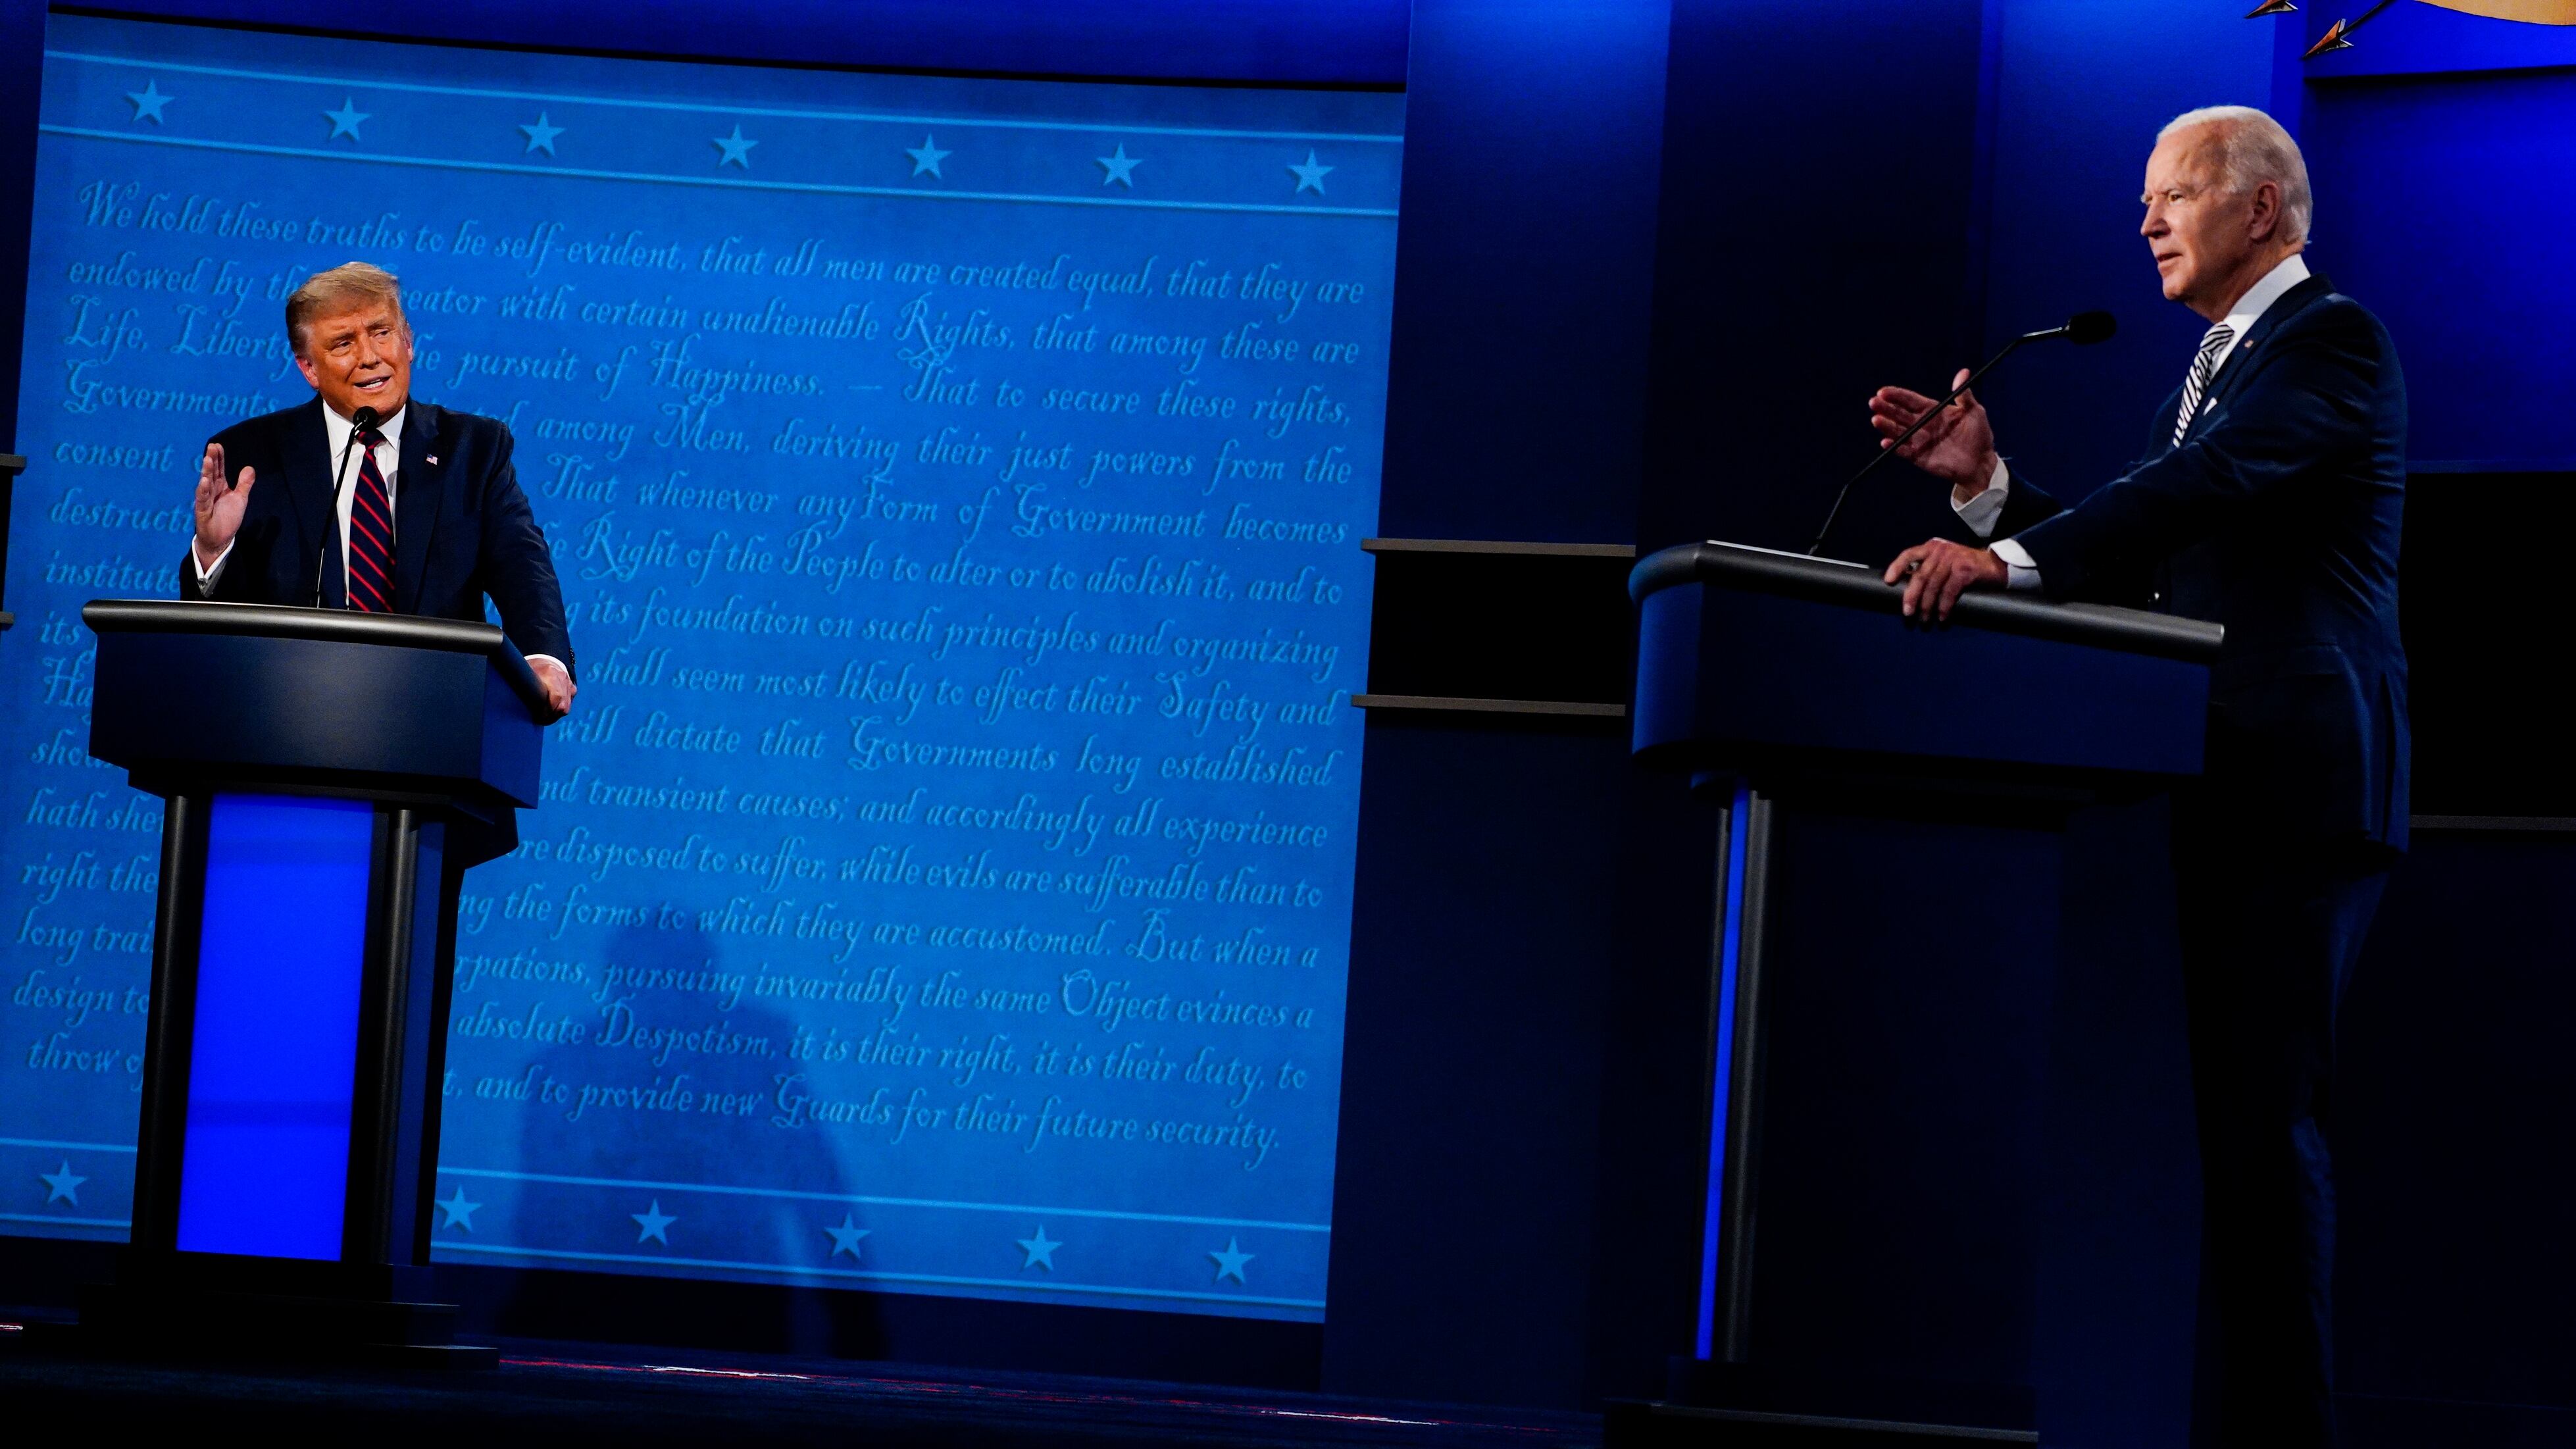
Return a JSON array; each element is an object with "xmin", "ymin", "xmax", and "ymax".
[
  {"xmin": 1631, "ymin": 541, "xmax": 2223, "ymax": 665},
  {"xmin": 84, "ymin": 599, "xmax": 551, "ymax": 717}
]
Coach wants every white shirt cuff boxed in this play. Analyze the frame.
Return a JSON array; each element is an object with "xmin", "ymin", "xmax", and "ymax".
[
  {"xmin": 1991, "ymin": 536, "xmax": 2041, "ymax": 592},
  {"xmin": 192, "ymin": 540, "xmax": 234, "ymax": 591},
  {"xmin": 1949, "ymin": 457, "xmax": 2011, "ymax": 539},
  {"xmin": 525, "ymin": 653, "xmax": 565, "ymax": 675}
]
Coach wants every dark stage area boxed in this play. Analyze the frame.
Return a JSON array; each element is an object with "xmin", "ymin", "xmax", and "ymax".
[
  {"xmin": 9, "ymin": 1322, "xmax": 2569, "ymax": 1448},
  {"xmin": 0, "ymin": 1325, "xmax": 1596, "ymax": 1448}
]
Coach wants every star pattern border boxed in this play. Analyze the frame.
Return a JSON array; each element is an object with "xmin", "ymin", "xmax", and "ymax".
[{"xmin": 44, "ymin": 60, "xmax": 1396, "ymax": 217}]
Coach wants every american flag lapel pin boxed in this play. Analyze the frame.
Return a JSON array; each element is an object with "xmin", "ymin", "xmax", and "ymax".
[{"xmin": 426, "ymin": 455, "xmax": 439, "ymax": 467}]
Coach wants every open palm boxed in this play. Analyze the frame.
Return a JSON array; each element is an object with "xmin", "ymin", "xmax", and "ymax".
[
  {"xmin": 192, "ymin": 443, "xmax": 253, "ymax": 565},
  {"xmin": 1867, "ymin": 368, "xmax": 2000, "ymax": 494}
]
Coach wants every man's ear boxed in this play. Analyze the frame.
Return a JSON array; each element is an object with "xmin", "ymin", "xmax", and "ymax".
[
  {"xmin": 2246, "ymin": 178, "xmax": 2283, "ymax": 242},
  {"xmin": 291, "ymin": 350, "xmax": 322, "ymax": 390}
]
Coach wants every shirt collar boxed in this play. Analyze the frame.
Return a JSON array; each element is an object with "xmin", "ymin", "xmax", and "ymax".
[
  {"xmin": 322, "ymin": 400, "xmax": 406, "ymax": 453},
  {"xmin": 2221, "ymin": 253, "xmax": 2310, "ymax": 339}
]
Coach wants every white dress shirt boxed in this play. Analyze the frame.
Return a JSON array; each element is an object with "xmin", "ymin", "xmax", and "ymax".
[
  {"xmin": 195, "ymin": 402, "xmax": 405, "ymax": 601},
  {"xmin": 1956, "ymin": 253, "xmax": 2313, "ymax": 590},
  {"xmin": 193, "ymin": 401, "xmax": 565, "ymax": 680}
]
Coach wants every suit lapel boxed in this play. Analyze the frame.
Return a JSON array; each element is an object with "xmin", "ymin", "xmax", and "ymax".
[
  {"xmin": 281, "ymin": 398, "xmax": 341, "ymax": 607},
  {"xmin": 394, "ymin": 400, "xmax": 445, "ymax": 615},
  {"xmin": 2183, "ymin": 272, "xmax": 2335, "ymax": 446}
]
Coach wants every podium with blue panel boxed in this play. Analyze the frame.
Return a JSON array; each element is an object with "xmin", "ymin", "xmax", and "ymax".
[
  {"xmin": 1609, "ymin": 543, "xmax": 2223, "ymax": 1448},
  {"xmin": 76, "ymin": 600, "xmax": 550, "ymax": 1363}
]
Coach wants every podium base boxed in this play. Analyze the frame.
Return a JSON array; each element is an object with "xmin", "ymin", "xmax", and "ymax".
[{"xmin": 55, "ymin": 1281, "xmax": 495, "ymax": 1369}]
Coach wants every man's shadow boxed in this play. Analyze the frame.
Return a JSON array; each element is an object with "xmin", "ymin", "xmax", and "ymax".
[{"xmin": 486, "ymin": 920, "xmax": 886, "ymax": 1358}]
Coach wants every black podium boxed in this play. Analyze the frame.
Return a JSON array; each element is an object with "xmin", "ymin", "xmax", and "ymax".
[
  {"xmin": 1610, "ymin": 543, "xmax": 2223, "ymax": 1447},
  {"xmin": 74, "ymin": 600, "xmax": 551, "ymax": 1363}
]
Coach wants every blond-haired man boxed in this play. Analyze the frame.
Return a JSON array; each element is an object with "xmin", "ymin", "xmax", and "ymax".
[{"xmin": 184, "ymin": 261, "xmax": 575, "ymax": 714}]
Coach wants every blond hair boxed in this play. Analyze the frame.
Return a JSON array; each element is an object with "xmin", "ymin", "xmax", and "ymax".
[{"xmin": 285, "ymin": 261, "xmax": 407, "ymax": 354}]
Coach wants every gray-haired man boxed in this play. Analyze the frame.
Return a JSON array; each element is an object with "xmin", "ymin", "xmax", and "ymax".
[{"xmin": 1871, "ymin": 107, "xmax": 2407, "ymax": 1447}]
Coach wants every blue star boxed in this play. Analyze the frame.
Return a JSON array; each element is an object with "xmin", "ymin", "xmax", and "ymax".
[
  {"xmin": 323, "ymin": 97, "xmax": 371, "ymax": 142},
  {"xmin": 126, "ymin": 82, "xmax": 172, "ymax": 125},
  {"xmin": 435, "ymin": 1186, "xmax": 482, "ymax": 1231},
  {"xmin": 713, "ymin": 124, "xmax": 757, "ymax": 168},
  {"xmin": 39, "ymin": 1160, "xmax": 85, "ymax": 1207},
  {"xmin": 1016, "ymin": 1225, "xmax": 1061, "ymax": 1271},
  {"xmin": 1288, "ymin": 151, "xmax": 1333, "ymax": 196},
  {"xmin": 1209, "ymin": 1237, "xmax": 1254, "ymax": 1284},
  {"xmin": 824, "ymin": 1213, "xmax": 871, "ymax": 1261},
  {"xmin": 519, "ymin": 113, "xmax": 564, "ymax": 157},
  {"xmin": 906, "ymin": 135, "xmax": 952, "ymax": 179},
  {"xmin": 1096, "ymin": 143, "xmax": 1142, "ymax": 188},
  {"xmin": 632, "ymin": 1200, "xmax": 676, "ymax": 1245}
]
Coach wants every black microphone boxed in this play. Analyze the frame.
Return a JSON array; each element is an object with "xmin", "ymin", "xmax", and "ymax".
[
  {"xmin": 1807, "ymin": 311, "xmax": 2116, "ymax": 557},
  {"xmin": 316, "ymin": 404, "xmax": 382, "ymax": 608}
]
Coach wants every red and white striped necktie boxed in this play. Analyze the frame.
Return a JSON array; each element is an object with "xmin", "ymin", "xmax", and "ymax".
[{"xmin": 347, "ymin": 426, "xmax": 395, "ymax": 612}]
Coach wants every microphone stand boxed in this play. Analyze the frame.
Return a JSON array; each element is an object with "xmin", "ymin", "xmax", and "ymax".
[{"xmin": 1806, "ymin": 321, "xmax": 2082, "ymax": 558}]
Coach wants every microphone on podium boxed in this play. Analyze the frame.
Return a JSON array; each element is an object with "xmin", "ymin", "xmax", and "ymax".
[
  {"xmin": 1807, "ymin": 311, "xmax": 2116, "ymax": 557},
  {"xmin": 316, "ymin": 404, "xmax": 383, "ymax": 607}
]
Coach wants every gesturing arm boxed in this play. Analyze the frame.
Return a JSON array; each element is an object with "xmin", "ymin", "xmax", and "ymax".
[
  {"xmin": 2008, "ymin": 307, "xmax": 2387, "ymax": 600},
  {"xmin": 1867, "ymin": 367, "xmax": 2063, "ymax": 617}
]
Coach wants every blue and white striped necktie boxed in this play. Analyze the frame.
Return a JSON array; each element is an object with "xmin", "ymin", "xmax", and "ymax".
[{"xmin": 2171, "ymin": 322, "xmax": 2237, "ymax": 448}]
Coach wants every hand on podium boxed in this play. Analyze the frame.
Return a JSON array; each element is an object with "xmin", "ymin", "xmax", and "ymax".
[
  {"xmin": 192, "ymin": 442, "xmax": 251, "ymax": 574},
  {"xmin": 1868, "ymin": 367, "xmax": 2003, "ymax": 506},
  {"xmin": 1884, "ymin": 539, "xmax": 2006, "ymax": 622},
  {"xmin": 528, "ymin": 656, "xmax": 576, "ymax": 718}
]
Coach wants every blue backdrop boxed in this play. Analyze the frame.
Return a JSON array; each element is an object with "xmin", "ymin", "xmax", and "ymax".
[{"xmin": 1, "ymin": 13, "xmax": 1403, "ymax": 1323}]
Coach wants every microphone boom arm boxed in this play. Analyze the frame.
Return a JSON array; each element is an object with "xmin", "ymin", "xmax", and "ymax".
[{"xmin": 1805, "ymin": 316, "xmax": 2102, "ymax": 557}]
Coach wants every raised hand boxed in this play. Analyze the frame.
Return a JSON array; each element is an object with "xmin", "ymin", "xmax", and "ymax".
[
  {"xmin": 192, "ymin": 443, "xmax": 253, "ymax": 570},
  {"xmin": 1868, "ymin": 368, "xmax": 2002, "ymax": 499}
]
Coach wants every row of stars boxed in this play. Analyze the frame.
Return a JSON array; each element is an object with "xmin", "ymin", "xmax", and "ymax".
[
  {"xmin": 118, "ymin": 81, "xmax": 1338, "ymax": 195},
  {"xmin": 33, "ymin": 1162, "xmax": 1256, "ymax": 1286},
  {"xmin": 434, "ymin": 1186, "xmax": 1258, "ymax": 1284}
]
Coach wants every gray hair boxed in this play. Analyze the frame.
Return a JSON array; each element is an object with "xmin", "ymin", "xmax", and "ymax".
[{"xmin": 2159, "ymin": 105, "xmax": 2313, "ymax": 246}]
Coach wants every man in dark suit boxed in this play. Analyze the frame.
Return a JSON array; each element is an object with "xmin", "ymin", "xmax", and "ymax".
[
  {"xmin": 1871, "ymin": 107, "xmax": 2404, "ymax": 1448},
  {"xmin": 184, "ymin": 261, "xmax": 576, "ymax": 715}
]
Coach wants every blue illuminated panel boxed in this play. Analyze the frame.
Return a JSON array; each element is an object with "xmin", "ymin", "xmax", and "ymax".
[
  {"xmin": 7, "ymin": 14, "xmax": 1395, "ymax": 1318},
  {"xmin": 1694, "ymin": 782, "xmax": 1750, "ymax": 1360},
  {"xmin": 176, "ymin": 794, "xmax": 374, "ymax": 1260}
]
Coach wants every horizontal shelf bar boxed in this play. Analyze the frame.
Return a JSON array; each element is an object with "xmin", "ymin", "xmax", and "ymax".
[
  {"xmin": 1353, "ymin": 694, "xmax": 1626, "ymax": 718},
  {"xmin": 2412, "ymin": 815, "xmax": 2576, "ymax": 834},
  {"xmin": 2404, "ymin": 459, "xmax": 2576, "ymax": 475},
  {"xmin": 1361, "ymin": 537, "xmax": 1636, "ymax": 559},
  {"xmin": 0, "ymin": 453, "xmax": 27, "ymax": 475}
]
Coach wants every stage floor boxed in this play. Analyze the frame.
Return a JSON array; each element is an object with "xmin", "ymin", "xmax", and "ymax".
[{"xmin": 0, "ymin": 1319, "xmax": 1600, "ymax": 1447}]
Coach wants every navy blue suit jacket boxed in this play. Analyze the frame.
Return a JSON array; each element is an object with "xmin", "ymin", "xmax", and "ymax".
[
  {"xmin": 1998, "ymin": 274, "xmax": 2408, "ymax": 852},
  {"xmin": 179, "ymin": 397, "xmax": 574, "ymax": 673}
]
